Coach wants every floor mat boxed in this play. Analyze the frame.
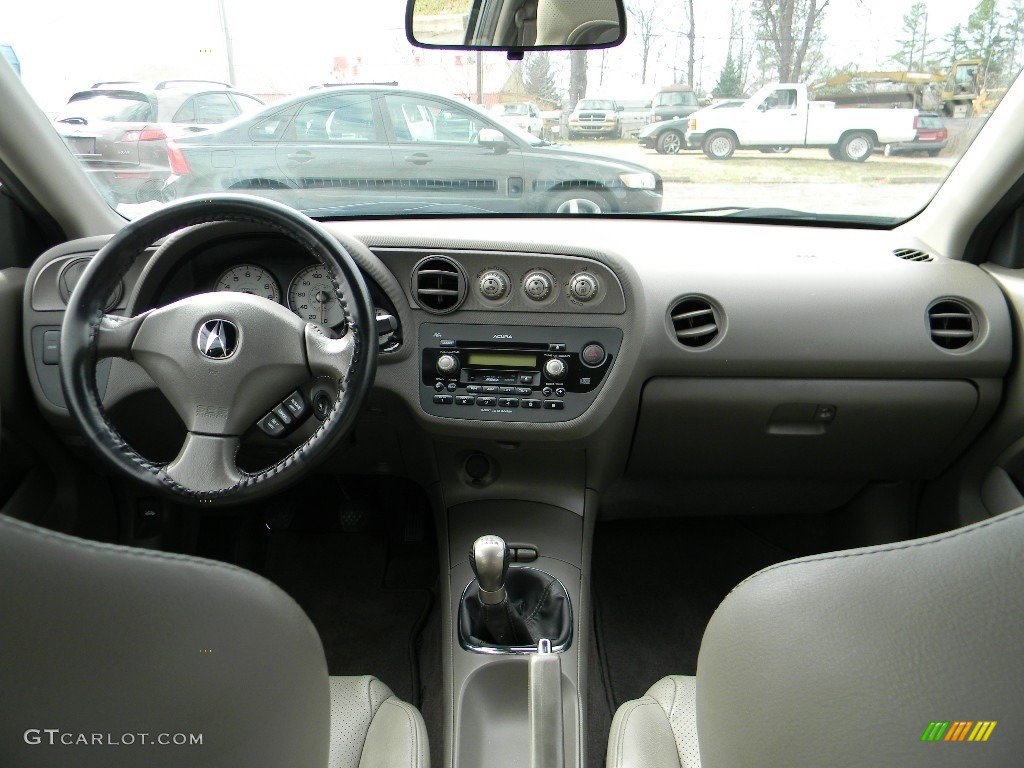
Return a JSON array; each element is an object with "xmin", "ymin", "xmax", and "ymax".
[
  {"xmin": 263, "ymin": 530, "xmax": 432, "ymax": 703},
  {"xmin": 589, "ymin": 515, "xmax": 792, "ymax": 763}
]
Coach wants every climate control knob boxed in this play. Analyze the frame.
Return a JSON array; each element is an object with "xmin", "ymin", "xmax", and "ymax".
[
  {"xmin": 479, "ymin": 270, "xmax": 509, "ymax": 300},
  {"xmin": 568, "ymin": 272, "xmax": 599, "ymax": 302},
  {"xmin": 436, "ymin": 354, "xmax": 460, "ymax": 377},
  {"xmin": 543, "ymin": 358, "xmax": 567, "ymax": 381},
  {"xmin": 523, "ymin": 271, "xmax": 553, "ymax": 301}
]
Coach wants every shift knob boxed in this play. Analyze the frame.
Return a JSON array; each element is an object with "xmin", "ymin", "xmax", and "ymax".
[{"xmin": 470, "ymin": 534, "xmax": 511, "ymax": 605}]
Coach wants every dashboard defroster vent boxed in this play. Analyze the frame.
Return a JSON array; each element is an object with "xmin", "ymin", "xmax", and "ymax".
[
  {"xmin": 894, "ymin": 247, "xmax": 934, "ymax": 262},
  {"xmin": 670, "ymin": 297, "xmax": 721, "ymax": 348},
  {"xmin": 928, "ymin": 300, "xmax": 975, "ymax": 350},
  {"xmin": 413, "ymin": 256, "xmax": 466, "ymax": 313}
]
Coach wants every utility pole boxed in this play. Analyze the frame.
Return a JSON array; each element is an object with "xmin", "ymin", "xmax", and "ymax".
[
  {"xmin": 476, "ymin": 54, "xmax": 483, "ymax": 103},
  {"xmin": 218, "ymin": 0, "xmax": 237, "ymax": 86}
]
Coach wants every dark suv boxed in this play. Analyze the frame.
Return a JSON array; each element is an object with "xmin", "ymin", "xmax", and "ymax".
[
  {"xmin": 161, "ymin": 86, "xmax": 662, "ymax": 215},
  {"xmin": 55, "ymin": 80, "xmax": 264, "ymax": 204}
]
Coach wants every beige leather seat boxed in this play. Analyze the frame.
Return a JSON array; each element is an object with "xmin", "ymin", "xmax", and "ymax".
[
  {"xmin": 607, "ymin": 507, "xmax": 1024, "ymax": 767},
  {"xmin": 0, "ymin": 514, "xmax": 429, "ymax": 768}
]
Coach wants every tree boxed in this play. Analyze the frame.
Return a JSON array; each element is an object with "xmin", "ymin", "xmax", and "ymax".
[
  {"xmin": 713, "ymin": 50, "xmax": 744, "ymax": 97},
  {"xmin": 892, "ymin": 2, "xmax": 935, "ymax": 72},
  {"xmin": 966, "ymin": 0, "xmax": 1007, "ymax": 87},
  {"xmin": 627, "ymin": 0, "xmax": 659, "ymax": 84},
  {"xmin": 569, "ymin": 50, "xmax": 587, "ymax": 108},
  {"xmin": 523, "ymin": 53, "xmax": 559, "ymax": 106},
  {"xmin": 755, "ymin": 0, "xmax": 830, "ymax": 83}
]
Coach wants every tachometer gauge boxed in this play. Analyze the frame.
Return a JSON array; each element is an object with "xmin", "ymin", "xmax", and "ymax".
[
  {"xmin": 215, "ymin": 264, "xmax": 281, "ymax": 303},
  {"xmin": 288, "ymin": 263, "xmax": 346, "ymax": 329}
]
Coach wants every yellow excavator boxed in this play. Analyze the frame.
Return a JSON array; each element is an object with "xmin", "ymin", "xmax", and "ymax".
[{"xmin": 811, "ymin": 60, "xmax": 1002, "ymax": 116}]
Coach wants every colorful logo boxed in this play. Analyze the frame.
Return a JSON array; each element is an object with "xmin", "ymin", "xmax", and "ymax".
[{"xmin": 921, "ymin": 721, "xmax": 997, "ymax": 742}]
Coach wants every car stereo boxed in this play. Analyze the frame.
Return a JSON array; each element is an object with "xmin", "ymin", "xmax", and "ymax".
[{"xmin": 419, "ymin": 323, "xmax": 622, "ymax": 422}]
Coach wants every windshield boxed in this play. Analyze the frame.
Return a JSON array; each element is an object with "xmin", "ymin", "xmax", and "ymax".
[{"xmin": 5, "ymin": 0, "xmax": 1019, "ymax": 222}]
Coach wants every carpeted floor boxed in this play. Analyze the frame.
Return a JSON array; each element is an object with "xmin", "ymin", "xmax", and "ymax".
[{"xmin": 586, "ymin": 516, "xmax": 796, "ymax": 766}]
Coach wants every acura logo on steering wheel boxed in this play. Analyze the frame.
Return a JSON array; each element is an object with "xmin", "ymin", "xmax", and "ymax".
[{"xmin": 197, "ymin": 319, "xmax": 238, "ymax": 359}]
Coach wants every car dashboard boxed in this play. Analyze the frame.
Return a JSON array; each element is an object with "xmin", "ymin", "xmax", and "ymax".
[{"xmin": 20, "ymin": 215, "xmax": 1012, "ymax": 520}]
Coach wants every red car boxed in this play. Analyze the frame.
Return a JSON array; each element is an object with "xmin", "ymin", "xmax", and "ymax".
[{"xmin": 882, "ymin": 111, "xmax": 949, "ymax": 157}]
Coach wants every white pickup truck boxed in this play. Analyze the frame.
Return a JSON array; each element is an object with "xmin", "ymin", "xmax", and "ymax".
[{"xmin": 686, "ymin": 83, "xmax": 918, "ymax": 162}]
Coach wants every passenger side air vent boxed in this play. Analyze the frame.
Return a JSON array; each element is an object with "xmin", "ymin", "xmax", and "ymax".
[
  {"xmin": 412, "ymin": 256, "xmax": 466, "ymax": 314},
  {"xmin": 928, "ymin": 299, "xmax": 975, "ymax": 350},
  {"xmin": 894, "ymin": 247, "xmax": 934, "ymax": 262},
  {"xmin": 669, "ymin": 297, "xmax": 721, "ymax": 348}
]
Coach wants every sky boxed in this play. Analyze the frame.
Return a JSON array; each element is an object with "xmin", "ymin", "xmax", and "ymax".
[{"xmin": 0, "ymin": 0, "xmax": 989, "ymax": 111}]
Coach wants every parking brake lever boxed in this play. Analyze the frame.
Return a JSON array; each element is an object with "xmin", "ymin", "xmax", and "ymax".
[{"xmin": 529, "ymin": 638, "xmax": 564, "ymax": 768}]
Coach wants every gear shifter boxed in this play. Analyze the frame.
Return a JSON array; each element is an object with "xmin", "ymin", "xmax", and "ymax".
[{"xmin": 469, "ymin": 534, "xmax": 511, "ymax": 605}]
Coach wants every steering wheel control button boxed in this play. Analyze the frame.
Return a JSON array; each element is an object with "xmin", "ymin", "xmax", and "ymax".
[
  {"xmin": 479, "ymin": 270, "xmax": 510, "ymax": 300},
  {"xmin": 272, "ymin": 405, "xmax": 293, "ymax": 426},
  {"xmin": 282, "ymin": 391, "xmax": 307, "ymax": 419},
  {"xmin": 42, "ymin": 330, "xmax": 61, "ymax": 364},
  {"xmin": 436, "ymin": 353, "xmax": 459, "ymax": 377},
  {"xmin": 543, "ymin": 358, "xmax": 567, "ymax": 381},
  {"xmin": 196, "ymin": 319, "xmax": 239, "ymax": 360},
  {"xmin": 258, "ymin": 412, "xmax": 288, "ymax": 437},
  {"xmin": 581, "ymin": 343, "xmax": 607, "ymax": 367},
  {"xmin": 543, "ymin": 400, "xmax": 565, "ymax": 410},
  {"xmin": 568, "ymin": 273, "xmax": 599, "ymax": 302},
  {"xmin": 312, "ymin": 391, "xmax": 333, "ymax": 421},
  {"xmin": 523, "ymin": 271, "xmax": 553, "ymax": 301}
]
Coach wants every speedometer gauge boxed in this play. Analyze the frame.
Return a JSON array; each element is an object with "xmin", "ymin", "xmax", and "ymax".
[
  {"xmin": 215, "ymin": 264, "xmax": 281, "ymax": 303},
  {"xmin": 288, "ymin": 264, "xmax": 346, "ymax": 329}
]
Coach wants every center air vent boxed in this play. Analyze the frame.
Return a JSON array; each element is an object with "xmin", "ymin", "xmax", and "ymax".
[
  {"xmin": 928, "ymin": 299, "xmax": 975, "ymax": 350},
  {"xmin": 413, "ymin": 256, "xmax": 466, "ymax": 314},
  {"xmin": 670, "ymin": 297, "xmax": 721, "ymax": 348},
  {"xmin": 894, "ymin": 247, "xmax": 934, "ymax": 262}
]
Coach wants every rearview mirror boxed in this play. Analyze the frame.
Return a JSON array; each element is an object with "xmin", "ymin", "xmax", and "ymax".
[{"xmin": 406, "ymin": 0, "xmax": 626, "ymax": 52}]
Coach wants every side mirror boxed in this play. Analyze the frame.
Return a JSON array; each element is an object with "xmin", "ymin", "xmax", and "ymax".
[
  {"xmin": 615, "ymin": 105, "xmax": 624, "ymax": 112},
  {"xmin": 478, "ymin": 127, "xmax": 509, "ymax": 153}
]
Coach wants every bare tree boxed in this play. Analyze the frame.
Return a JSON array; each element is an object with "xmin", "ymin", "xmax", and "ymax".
[
  {"xmin": 569, "ymin": 50, "xmax": 587, "ymax": 108},
  {"xmin": 756, "ymin": 0, "xmax": 831, "ymax": 82},
  {"xmin": 685, "ymin": 0, "xmax": 696, "ymax": 85},
  {"xmin": 628, "ymin": 1, "xmax": 659, "ymax": 84}
]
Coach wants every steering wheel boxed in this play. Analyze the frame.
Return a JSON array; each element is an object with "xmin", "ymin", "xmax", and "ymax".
[{"xmin": 59, "ymin": 194, "xmax": 377, "ymax": 506}]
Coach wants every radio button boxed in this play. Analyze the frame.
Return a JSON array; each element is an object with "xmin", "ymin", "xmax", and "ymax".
[
  {"xmin": 521, "ymin": 399, "xmax": 542, "ymax": 409},
  {"xmin": 542, "ymin": 387, "xmax": 552, "ymax": 397},
  {"xmin": 515, "ymin": 387, "xmax": 532, "ymax": 396},
  {"xmin": 543, "ymin": 358, "xmax": 567, "ymax": 381},
  {"xmin": 476, "ymin": 396, "xmax": 497, "ymax": 406},
  {"xmin": 455, "ymin": 396, "xmax": 476, "ymax": 406},
  {"xmin": 498, "ymin": 398, "xmax": 519, "ymax": 408},
  {"xmin": 436, "ymin": 354, "xmax": 459, "ymax": 376},
  {"xmin": 482, "ymin": 385, "xmax": 499, "ymax": 394},
  {"xmin": 447, "ymin": 382, "xmax": 457, "ymax": 392},
  {"xmin": 498, "ymin": 386, "xmax": 516, "ymax": 394},
  {"xmin": 519, "ymin": 373, "xmax": 537, "ymax": 385},
  {"xmin": 549, "ymin": 343, "xmax": 566, "ymax": 352},
  {"xmin": 433, "ymin": 394, "xmax": 454, "ymax": 405},
  {"xmin": 466, "ymin": 385, "xmax": 482, "ymax": 393},
  {"xmin": 555, "ymin": 387, "xmax": 566, "ymax": 398},
  {"xmin": 543, "ymin": 400, "xmax": 565, "ymax": 410},
  {"xmin": 434, "ymin": 381, "xmax": 445, "ymax": 392}
]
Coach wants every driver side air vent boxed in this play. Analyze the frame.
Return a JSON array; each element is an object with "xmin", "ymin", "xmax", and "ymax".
[
  {"xmin": 670, "ymin": 297, "xmax": 721, "ymax": 348},
  {"xmin": 928, "ymin": 300, "xmax": 975, "ymax": 350},
  {"xmin": 413, "ymin": 256, "xmax": 466, "ymax": 313},
  {"xmin": 894, "ymin": 247, "xmax": 934, "ymax": 262}
]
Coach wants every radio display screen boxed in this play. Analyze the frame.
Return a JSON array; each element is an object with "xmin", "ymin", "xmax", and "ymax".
[{"xmin": 466, "ymin": 352, "xmax": 538, "ymax": 369}]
